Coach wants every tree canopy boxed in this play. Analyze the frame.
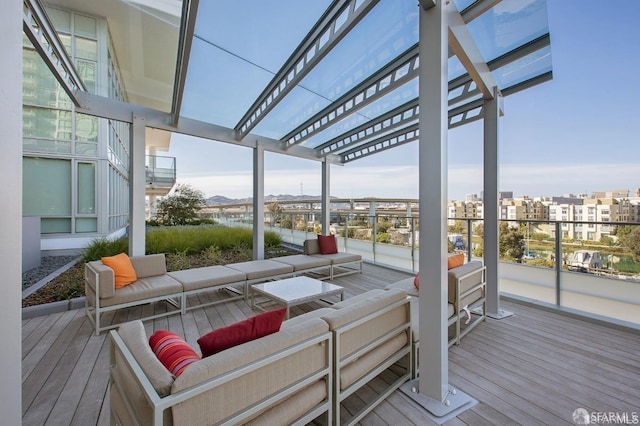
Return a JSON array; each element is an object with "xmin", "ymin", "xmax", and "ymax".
[{"xmin": 155, "ymin": 184, "xmax": 206, "ymax": 226}]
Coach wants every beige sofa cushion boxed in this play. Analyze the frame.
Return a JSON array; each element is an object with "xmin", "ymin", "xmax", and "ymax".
[
  {"xmin": 226, "ymin": 259, "xmax": 293, "ymax": 280},
  {"xmin": 168, "ymin": 265, "xmax": 246, "ymax": 291},
  {"xmin": 448, "ymin": 260, "xmax": 484, "ymax": 309},
  {"xmin": 272, "ymin": 254, "xmax": 331, "ymax": 271},
  {"xmin": 86, "ymin": 260, "xmax": 115, "ymax": 299},
  {"xmin": 117, "ymin": 321, "xmax": 174, "ymax": 397},
  {"xmin": 130, "ymin": 253, "xmax": 167, "ymax": 278},
  {"xmin": 171, "ymin": 318, "xmax": 329, "ymax": 425},
  {"xmin": 100, "ymin": 274, "xmax": 182, "ymax": 307},
  {"xmin": 304, "ymin": 239, "xmax": 321, "ymax": 255},
  {"xmin": 311, "ymin": 252, "xmax": 361, "ymax": 265},
  {"xmin": 321, "ymin": 288, "xmax": 408, "ymax": 359},
  {"xmin": 244, "ymin": 380, "xmax": 327, "ymax": 426}
]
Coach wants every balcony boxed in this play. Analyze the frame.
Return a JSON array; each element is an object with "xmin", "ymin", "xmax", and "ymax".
[
  {"xmin": 145, "ymin": 155, "xmax": 176, "ymax": 197},
  {"xmin": 22, "ymin": 262, "xmax": 639, "ymax": 425}
]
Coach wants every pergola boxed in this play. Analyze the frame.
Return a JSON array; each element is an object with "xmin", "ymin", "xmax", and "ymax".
[{"xmin": 4, "ymin": 0, "xmax": 552, "ymax": 421}]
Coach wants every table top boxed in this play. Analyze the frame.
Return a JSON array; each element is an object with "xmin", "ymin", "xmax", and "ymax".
[{"xmin": 252, "ymin": 276, "xmax": 343, "ymax": 304}]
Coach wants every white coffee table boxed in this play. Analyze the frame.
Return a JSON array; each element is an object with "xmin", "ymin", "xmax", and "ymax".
[{"xmin": 251, "ymin": 276, "xmax": 344, "ymax": 318}]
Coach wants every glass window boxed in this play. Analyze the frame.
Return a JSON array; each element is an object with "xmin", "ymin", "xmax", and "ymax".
[
  {"xmin": 76, "ymin": 59, "xmax": 96, "ymax": 93},
  {"xmin": 42, "ymin": 218, "xmax": 72, "ymax": 234},
  {"xmin": 77, "ymin": 162, "xmax": 96, "ymax": 214},
  {"xmin": 74, "ymin": 14, "xmax": 97, "ymax": 38},
  {"xmin": 47, "ymin": 8, "xmax": 71, "ymax": 33},
  {"xmin": 75, "ymin": 37, "xmax": 98, "ymax": 61},
  {"xmin": 76, "ymin": 218, "xmax": 97, "ymax": 233},
  {"xmin": 23, "ymin": 107, "xmax": 73, "ymax": 141},
  {"xmin": 23, "ymin": 157, "xmax": 71, "ymax": 216},
  {"xmin": 76, "ymin": 113, "xmax": 98, "ymax": 142}
]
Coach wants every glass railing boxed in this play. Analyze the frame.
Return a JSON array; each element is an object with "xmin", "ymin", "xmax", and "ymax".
[
  {"xmin": 210, "ymin": 210, "xmax": 640, "ymax": 326},
  {"xmin": 145, "ymin": 155, "xmax": 176, "ymax": 186}
]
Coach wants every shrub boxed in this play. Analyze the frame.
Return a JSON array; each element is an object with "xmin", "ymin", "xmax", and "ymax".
[{"xmin": 82, "ymin": 236, "xmax": 129, "ymax": 262}]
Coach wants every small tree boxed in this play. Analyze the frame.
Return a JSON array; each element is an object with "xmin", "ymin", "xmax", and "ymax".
[
  {"xmin": 499, "ymin": 222, "xmax": 524, "ymax": 262},
  {"xmin": 155, "ymin": 184, "xmax": 206, "ymax": 226},
  {"xmin": 617, "ymin": 225, "xmax": 640, "ymax": 261}
]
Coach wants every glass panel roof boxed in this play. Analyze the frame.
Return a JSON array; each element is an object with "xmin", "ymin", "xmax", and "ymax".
[
  {"xmin": 468, "ymin": 0, "xmax": 549, "ymax": 62},
  {"xmin": 40, "ymin": 0, "xmax": 552, "ymax": 163}
]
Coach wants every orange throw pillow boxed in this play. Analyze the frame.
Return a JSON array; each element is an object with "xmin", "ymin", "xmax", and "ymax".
[
  {"xmin": 447, "ymin": 253, "xmax": 465, "ymax": 270},
  {"xmin": 102, "ymin": 253, "xmax": 137, "ymax": 289}
]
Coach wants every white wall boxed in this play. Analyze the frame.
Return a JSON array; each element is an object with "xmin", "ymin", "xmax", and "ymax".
[{"xmin": 0, "ymin": 0, "xmax": 23, "ymax": 421}]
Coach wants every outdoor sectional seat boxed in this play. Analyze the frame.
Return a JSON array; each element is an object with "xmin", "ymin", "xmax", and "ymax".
[
  {"xmin": 385, "ymin": 259, "xmax": 486, "ymax": 377},
  {"xmin": 168, "ymin": 265, "xmax": 246, "ymax": 313},
  {"xmin": 271, "ymin": 254, "xmax": 332, "ymax": 279},
  {"xmin": 303, "ymin": 239, "xmax": 363, "ymax": 279},
  {"xmin": 110, "ymin": 318, "xmax": 332, "ymax": 425},
  {"xmin": 85, "ymin": 254, "xmax": 184, "ymax": 336},
  {"xmin": 109, "ymin": 287, "xmax": 411, "ymax": 426},
  {"xmin": 225, "ymin": 259, "xmax": 294, "ymax": 284}
]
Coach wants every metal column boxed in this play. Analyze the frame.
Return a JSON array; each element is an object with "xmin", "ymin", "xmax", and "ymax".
[
  {"xmin": 129, "ymin": 116, "xmax": 146, "ymax": 256},
  {"xmin": 401, "ymin": 0, "xmax": 475, "ymax": 418},
  {"xmin": 320, "ymin": 161, "xmax": 331, "ymax": 234},
  {"xmin": 484, "ymin": 88, "xmax": 512, "ymax": 319},
  {"xmin": 253, "ymin": 144, "xmax": 265, "ymax": 260}
]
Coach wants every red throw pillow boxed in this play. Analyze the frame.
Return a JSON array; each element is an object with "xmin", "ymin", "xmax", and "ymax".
[
  {"xmin": 413, "ymin": 273, "xmax": 419, "ymax": 289},
  {"xmin": 317, "ymin": 234, "xmax": 338, "ymax": 255},
  {"xmin": 197, "ymin": 308, "xmax": 287, "ymax": 358},
  {"xmin": 149, "ymin": 330, "xmax": 200, "ymax": 377}
]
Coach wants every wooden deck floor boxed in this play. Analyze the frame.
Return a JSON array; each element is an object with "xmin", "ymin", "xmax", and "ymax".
[{"xmin": 22, "ymin": 263, "xmax": 640, "ymax": 425}]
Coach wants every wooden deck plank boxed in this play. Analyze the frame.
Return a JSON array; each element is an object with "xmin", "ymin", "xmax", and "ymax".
[{"xmin": 20, "ymin": 264, "xmax": 640, "ymax": 426}]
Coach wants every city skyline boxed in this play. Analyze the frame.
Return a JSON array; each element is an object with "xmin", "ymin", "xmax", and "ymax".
[{"xmin": 166, "ymin": 1, "xmax": 640, "ymax": 202}]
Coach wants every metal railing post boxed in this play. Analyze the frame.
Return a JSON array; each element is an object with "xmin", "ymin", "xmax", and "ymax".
[
  {"xmin": 411, "ymin": 216, "xmax": 416, "ymax": 272},
  {"xmin": 466, "ymin": 218, "xmax": 473, "ymax": 261},
  {"xmin": 555, "ymin": 221, "xmax": 562, "ymax": 306},
  {"xmin": 372, "ymin": 215, "xmax": 377, "ymax": 264}
]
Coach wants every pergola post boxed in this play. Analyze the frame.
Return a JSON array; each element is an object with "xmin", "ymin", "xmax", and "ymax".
[
  {"xmin": 401, "ymin": 0, "xmax": 474, "ymax": 418},
  {"xmin": 484, "ymin": 88, "xmax": 513, "ymax": 319},
  {"xmin": 320, "ymin": 160, "xmax": 330, "ymax": 235},
  {"xmin": 129, "ymin": 115, "xmax": 146, "ymax": 256},
  {"xmin": 0, "ymin": 0, "xmax": 23, "ymax": 420},
  {"xmin": 253, "ymin": 144, "xmax": 265, "ymax": 259}
]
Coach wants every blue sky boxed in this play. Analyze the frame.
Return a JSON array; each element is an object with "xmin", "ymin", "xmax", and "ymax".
[{"xmin": 167, "ymin": 0, "xmax": 640, "ymax": 201}]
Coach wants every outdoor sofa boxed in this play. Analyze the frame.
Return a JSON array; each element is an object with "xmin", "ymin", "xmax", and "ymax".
[
  {"xmin": 85, "ymin": 240, "xmax": 363, "ymax": 335},
  {"xmin": 385, "ymin": 258, "xmax": 486, "ymax": 377},
  {"xmin": 109, "ymin": 288, "xmax": 411, "ymax": 425}
]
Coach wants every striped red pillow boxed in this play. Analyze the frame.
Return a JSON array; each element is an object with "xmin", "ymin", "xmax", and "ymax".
[{"xmin": 149, "ymin": 330, "xmax": 200, "ymax": 377}]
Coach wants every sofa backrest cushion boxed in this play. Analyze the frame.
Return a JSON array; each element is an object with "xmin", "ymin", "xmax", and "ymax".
[
  {"xmin": 117, "ymin": 321, "xmax": 174, "ymax": 397},
  {"xmin": 448, "ymin": 260, "xmax": 484, "ymax": 307},
  {"xmin": 304, "ymin": 239, "xmax": 321, "ymax": 255},
  {"xmin": 101, "ymin": 253, "xmax": 137, "ymax": 289},
  {"xmin": 149, "ymin": 330, "xmax": 200, "ymax": 377},
  {"xmin": 197, "ymin": 308, "xmax": 287, "ymax": 357},
  {"xmin": 317, "ymin": 234, "xmax": 338, "ymax": 254},
  {"xmin": 86, "ymin": 260, "xmax": 116, "ymax": 299},
  {"xmin": 172, "ymin": 318, "xmax": 330, "ymax": 424},
  {"xmin": 321, "ymin": 288, "xmax": 408, "ymax": 359},
  {"xmin": 412, "ymin": 254, "xmax": 465, "ymax": 289},
  {"xmin": 130, "ymin": 253, "xmax": 167, "ymax": 278}
]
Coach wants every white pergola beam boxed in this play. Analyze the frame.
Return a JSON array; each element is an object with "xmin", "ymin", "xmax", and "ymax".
[
  {"xmin": 253, "ymin": 145, "xmax": 265, "ymax": 260},
  {"xmin": 447, "ymin": 6, "xmax": 498, "ymax": 99},
  {"xmin": 170, "ymin": 0, "xmax": 199, "ymax": 126}
]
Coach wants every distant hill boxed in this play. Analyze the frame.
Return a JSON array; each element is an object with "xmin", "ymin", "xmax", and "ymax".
[{"xmin": 206, "ymin": 194, "xmax": 326, "ymax": 205}]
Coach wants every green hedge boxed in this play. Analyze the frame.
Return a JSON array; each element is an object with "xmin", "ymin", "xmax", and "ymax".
[{"xmin": 81, "ymin": 226, "xmax": 282, "ymax": 262}]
